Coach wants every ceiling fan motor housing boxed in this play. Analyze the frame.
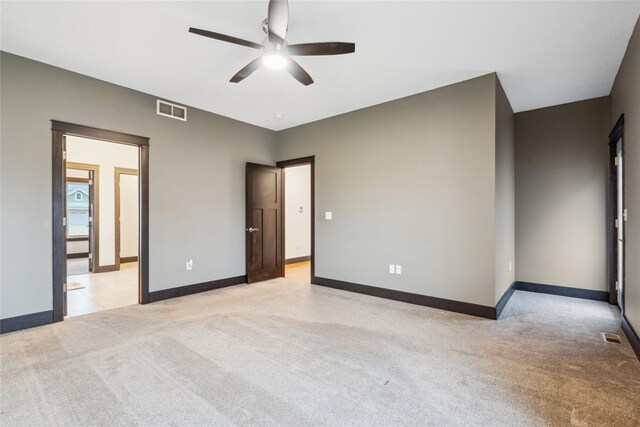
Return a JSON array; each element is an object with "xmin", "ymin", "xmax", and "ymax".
[{"xmin": 261, "ymin": 38, "xmax": 287, "ymax": 55}]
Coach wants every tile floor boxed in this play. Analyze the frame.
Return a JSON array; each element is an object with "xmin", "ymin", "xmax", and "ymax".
[{"xmin": 66, "ymin": 261, "xmax": 138, "ymax": 317}]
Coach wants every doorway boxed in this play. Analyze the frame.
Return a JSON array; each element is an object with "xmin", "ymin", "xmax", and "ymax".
[
  {"xmin": 608, "ymin": 115, "xmax": 625, "ymax": 311},
  {"xmin": 278, "ymin": 156, "xmax": 315, "ymax": 283},
  {"xmin": 66, "ymin": 163, "xmax": 99, "ymax": 276},
  {"xmin": 52, "ymin": 121, "xmax": 150, "ymax": 322},
  {"xmin": 115, "ymin": 167, "xmax": 139, "ymax": 270},
  {"xmin": 280, "ymin": 161, "xmax": 313, "ymax": 282},
  {"xmin": 244, "ymin": 156, "xmax": 315, "ymax": 284}
]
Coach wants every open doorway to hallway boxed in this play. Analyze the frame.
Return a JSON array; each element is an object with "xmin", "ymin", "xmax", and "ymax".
[
  {"xmin": 279, "ymin": 158, "xmax": 314, "ymax": 283},
  {"xmin": 64, "ymin": 136, "xmax": 139, "ymax": 316}
]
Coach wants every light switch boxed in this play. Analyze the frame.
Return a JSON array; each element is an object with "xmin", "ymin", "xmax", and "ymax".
[
  {"xmin": 325, "ymin": 212, "xmax": 332, "ymax": 220},
  {"xmin": 389, "ymin": 264, "xmax": 395, "ymax": 274},
  {"xmin": 395, "ymin": 265, "xmax": 402, "ymax": 275}
]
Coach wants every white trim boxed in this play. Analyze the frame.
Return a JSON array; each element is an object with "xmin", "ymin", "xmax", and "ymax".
[{"xmin": 157, "ymin": 99, "xmax": 187, "ymax": 122}]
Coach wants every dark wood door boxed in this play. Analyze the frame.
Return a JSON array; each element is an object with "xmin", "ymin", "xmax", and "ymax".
[{"xmin": 246, "ymin": 163, "xmax": 283, "ymax": 283}]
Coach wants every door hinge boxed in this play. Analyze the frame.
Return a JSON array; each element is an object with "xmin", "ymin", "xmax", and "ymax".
[
  {"xmin": 63, "ymin": 217, "xmax": 67, "ymax": 227},
  {"xmin": 88, "ymin": 216, "xmax": 93, "ymax": 223},
  {"xmin": 615, "ymin": 281, "xmax": 620, "ymax": 291},
  {"xmin": 89, "ymin": 179, "xmax": 93, "ymax": 185},
  {"xmin": 63, "ymin": 151, "xmax": 67, "ymax": 160},
  {"xmin": 88, "ymin": 253, "xmax": 93, "ymax": 259},
  {"xmin": 615, "ymin": 218, "xmax": 619, "ymax": 228},
  {"xmin": 63, "ymin": 282, "xmax": 68, "ymax": 292},
  {"xmin": 623, "ymin": 209, "xmax": 628, "ymax": 222},
  {"xmin": 614, "ymin": 156, "xmax": 619, "ymax": 166}
]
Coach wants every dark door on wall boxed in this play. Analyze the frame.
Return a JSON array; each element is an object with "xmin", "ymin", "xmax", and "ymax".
[
  {"xmin": 609, "ymin": 115, "xmax": 625, "ymax": 309},
  {"xmin": 615, "ymin": 137, "xmax": 625, "ymax": 310},
  {"xmin": 246, "ymin": 163, "xmax": 283, "ymax": 283}
]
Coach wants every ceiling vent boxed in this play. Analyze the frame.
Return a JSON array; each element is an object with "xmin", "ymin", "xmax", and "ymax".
[{"xmin": 157, "ymin": 100, "xmax": 187, "ymax": 121}]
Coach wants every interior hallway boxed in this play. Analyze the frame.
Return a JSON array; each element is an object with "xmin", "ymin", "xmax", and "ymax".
[
  {"xmin": 285, "ymin": 260, "xmax": 310, "ymax": 282},
  {"xmin": 67, "ymin": 258, "xmax": 89, "ymax": 276},
  {"xmin": 1, "ymin": 273, "xmax": 638, "ymax": 426},
  {"xmin": 66, "ymin": 262, "xmax": 138, "ymax": 316}
]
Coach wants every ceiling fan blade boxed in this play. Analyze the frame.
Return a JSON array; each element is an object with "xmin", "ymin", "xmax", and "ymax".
[
  {"xmin": 287, "ymin": 42, "xmax": 356, "ymax": 56},
  {"xmin": 285, "ymin": 58, "xmax": 314, "ymax": 86},
  {"xmin": 189, "ymin": 27, "xmax": 262, "ymax": 50},
  {"xmin": 268, "ymin": 0, "xmax": 288, "ymax": 44},
  {"xmin": 230, "ymin": 58, "xmax": 263, "ymax": 83}
]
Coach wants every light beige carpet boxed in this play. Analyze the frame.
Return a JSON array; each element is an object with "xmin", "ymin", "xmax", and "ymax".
[{"xmin": 1, "ymin": 277, "xmax": 639, "ymax": 426}]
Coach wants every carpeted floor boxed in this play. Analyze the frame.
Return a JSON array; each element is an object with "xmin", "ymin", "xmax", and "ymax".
[{"xmin": 1, "ymin": 275, "xmax": 639, "ymax": 426}]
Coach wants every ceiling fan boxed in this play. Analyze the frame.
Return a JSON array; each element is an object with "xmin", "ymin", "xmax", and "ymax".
[{"xmin": 188, "ymin": 0, "xmax": 355, "ymax": 86}]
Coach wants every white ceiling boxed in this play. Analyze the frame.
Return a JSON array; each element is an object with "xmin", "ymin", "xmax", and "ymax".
[{"xmin": 2, "ymin": 1, "xmax": 639, "ymax": 131}]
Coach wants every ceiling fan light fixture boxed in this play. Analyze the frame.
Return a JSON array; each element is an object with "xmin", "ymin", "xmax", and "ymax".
[
  {"xmin": 262, "ymin": 52, "xmax": 288, "ymax": 70},
  {"xmin": 188, "ymin": 0, "xmax": 354, "ymax": 85}
]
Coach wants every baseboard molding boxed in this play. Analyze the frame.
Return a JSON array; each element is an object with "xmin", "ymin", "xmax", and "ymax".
[
  {"xmin": 285, "ymin": 256, "xmax": 311, "ymax": 265},
  {"xmin": 120, "ymin": 256, "xmax": 138, "ymax": 264},
  {"xmin": 96, "ymin": 265, "xmax": 117, "ymax": 273},
  {"xmin": 495, "ymin": 282, "xmax": 517, "ymax": 319},
  {"xmin": 494, "ymin": 281, "xmax": 610, "ymax": 320},
  {"xmin": 149, "ymin": 275, "xmax": 247, "ymax": 303},
  {"xmin": 313, "ymin": 276, "xmax": 496, "ymax": 319},
  {"xmin": 515, "ymin": 281, "xmax": 609, "ymax": 301},
  {"xmin": 0, "ymin": 310, "xmax": 53, "ymax": 334},
  {"xmin": 621, "ymin": 315, "xmax": 640, "ymax": 360},
  {"xmin": 67, "ymin": 252, "xmax": 89, "ymax": 259}
]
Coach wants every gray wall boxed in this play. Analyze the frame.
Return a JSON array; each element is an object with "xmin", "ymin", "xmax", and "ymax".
[
  {"xmin": 514, "ymin": 97, "xmax": 610, "ymax": 291},
  {"xmin": 277, "ymin": 74, "xmax": 499, "ymax": 307},
  {"xmin": 611, "ymin": 18, "xmax": 640, "ymax": 332},
  {"xmin": 4, "ymin": 45, "xmax": 622, "ymax": 322},
  {"xmin": 495, "ymin": 80, "xmax": 515, "ymax": 303},
  {"xmin": 0, "ymin": 52, "xmax": 276, "ymax": 319}
]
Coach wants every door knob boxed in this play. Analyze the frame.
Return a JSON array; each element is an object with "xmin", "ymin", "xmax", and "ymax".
[{"xmin": 246, "ymin": 227, "xmax": 259, "ymax": 232}]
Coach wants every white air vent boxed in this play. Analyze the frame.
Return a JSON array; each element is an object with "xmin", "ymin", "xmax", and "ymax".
[{"xmin": 157, "ymin": 100, "xmax": 187, "ymax": 121}]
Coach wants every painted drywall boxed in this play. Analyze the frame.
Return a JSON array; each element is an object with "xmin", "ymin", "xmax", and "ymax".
[
  {"xmin": 495, "ymin": 79, "xmax": 516, "ymax": 303},
  {"xmin": 277, "ymin": 74, "xmax": 498, "ymax": 307},
  {"xmin": 514, "ymin": 97, "xmax": 610, "ymax": 292},
  {"xmin": 119, "ymin": 174, "xmax": 138, "ymax": 258},
  {"xmin": 610, "ymin": 18, "xmax": 640, "ymax": 332},
  {"xmin": 66, "ymin": 241, "xmax": 88, "ymax": 255},
  {"xmin": 0, "ymin": 52, "xmax": 276, "ymax": 319},
  {"xmin": 67, "ymin": 169, "xmax": 89, "ymax": 179},
  {"xmin": 284, "ymin": 165, "xmax": 311, "ymax": 260},
  {"xmin": 66, "ymin": 136, "xmax": 138, "ymax": 267}
]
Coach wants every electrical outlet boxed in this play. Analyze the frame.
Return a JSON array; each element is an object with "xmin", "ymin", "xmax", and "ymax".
[
  {"xmin": 325, "ymin": 212, "xmax": 333, "ymax": 220},
  {"xmin": 186, "ymin": 259, "xmax": 193, "ymax": 270},
  {"xmin": 395, "ymin": 265, "xmax": 402, "ymax": 275},
  {"xmin": 389, "ymin": 264, "xmax": 395, "ymax": 274}
]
